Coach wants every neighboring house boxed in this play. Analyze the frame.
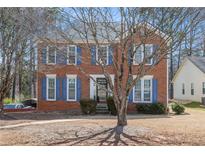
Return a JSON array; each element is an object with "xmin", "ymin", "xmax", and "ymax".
[
  {"xmin": 172, "ymin": 56, "xmax": 205, "ymax": 102},
  {"xmin": 37, "ymin": 26, "xmax": 168, "ymax": 112}
]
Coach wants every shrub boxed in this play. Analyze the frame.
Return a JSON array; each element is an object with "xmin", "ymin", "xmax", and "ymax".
[
  {"xmin": 136, "ymin": 103, "xmax": 166, "ymax": 114},
  {"xmin": 3, "ymin": 98, "xmax": 13, "ymax": 104},
  {"xmin": 80, "ymin": 99, "xmax": 97, "ymax": 114},
  {"xmin": 171, "ymin": 103, "xmax": 185, "ymax": 114},
  {"xmin": 106, "ymin": 96, "xmax": 117, "ymax": 115}
]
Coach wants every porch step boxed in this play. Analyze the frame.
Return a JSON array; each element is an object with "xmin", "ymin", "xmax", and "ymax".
[{"xmin": 96, "ymin": 104, "xmax": 109, "ymax": 114}]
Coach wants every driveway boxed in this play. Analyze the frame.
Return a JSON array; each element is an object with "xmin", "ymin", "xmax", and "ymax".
[{"xmin": 0, "ymin": 108, "xmax": 205, "ymax": 145}]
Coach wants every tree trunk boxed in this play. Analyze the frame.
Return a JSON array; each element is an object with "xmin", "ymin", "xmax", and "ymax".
[{"xmin": 115, "ymin": 99, "xmax": 127, "ymax": 140}]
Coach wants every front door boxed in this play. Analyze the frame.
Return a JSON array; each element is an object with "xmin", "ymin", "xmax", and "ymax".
[{"xmin": 96, "ymin": 78, "xmax": 108, "ymax": 102}]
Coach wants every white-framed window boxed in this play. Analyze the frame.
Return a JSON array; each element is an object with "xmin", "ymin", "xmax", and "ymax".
[
  {"xmin": 96, "ymin": 45, "xmax": 109, "ymax": 65},
  {"xmin": 134, "ymin": 46, "xmax": 143, "ymax": 64},
  {"xmin": 203, "ymin": 82, "xmax": 205, "ymax": 94},
  {"xmin": 133, "ymin": 44, "xmax": 153, "ymax": 65},
  {"xmin": 133, "ymin": 76, "xmax": 153, "ymax": 103},
  {"xmin": 47, "ymin": 46, "xmax": 56, "ymax": 64},
  {"xmin": 182, "ymin": 83, "xmax": 185, "ymax": 95},
  {"xmin": 46, "ymin": 75, "xmax": 56, "ymax": 101},
  {"xmin": 67, "ymin": 75, "xmax": 77, "ymax": 101},
  {"xmin": 191, "ymin": 83, "xmax": 194, "ymax": 95},
  {"xmin": 67, "ymin": 45, "xmax": 77, "ymax": 65},
  {"xmin": 144, "ymin": 79, "xmax": 151, "ymax": 101},
  {"xmin": 134, "ymin": 80, "xmax": 141, "ymax": 101},
  {"xmin": 144, "ymin": 44, "xmax": 153, "ymax": 65}
]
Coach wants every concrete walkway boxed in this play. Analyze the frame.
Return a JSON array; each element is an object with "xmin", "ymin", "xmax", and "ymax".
[{"xmin": 0, "ymin": 119, "xmax": 83, "ymax": 129}]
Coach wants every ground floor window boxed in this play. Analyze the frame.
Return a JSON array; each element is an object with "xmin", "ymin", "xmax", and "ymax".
[
  {"xmin": 182, "ymin": 83, "xmax": 185, "ymax": 95},
  {"xmin": 191, "ymin": 83, "xmax": 194, "ymax": 95},
  {"xmin": 133, "ymin": 78, "xmax": 152, "ymax": 103},
  {"xmin": 47, "ymin": 75, "xmax": 56, "ymax": 101},
  {"xmin": 67, "ymin": 75, "xmax": 77, "ymax": 101},
  {"xmin": 203, "ymin": 82, "xmax": 205, "ymax": 94}
]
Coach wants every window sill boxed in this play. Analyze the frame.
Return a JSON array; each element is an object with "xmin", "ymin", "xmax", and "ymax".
[
  {"xmin": 133, "ymin": 101, "xmax": 152, "ymax": 103},
  {"xmin": 46, "ymin": 63, "xmax": 56, "ymax": 65},
  {"xmin": 46, "ymin": 99, "xmax": 56, "ymax": 101}
]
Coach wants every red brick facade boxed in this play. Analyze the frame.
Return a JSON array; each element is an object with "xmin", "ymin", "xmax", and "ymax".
[{"xmin": 37, "ymin": 35, "xmax": 168, "ymax": 112}]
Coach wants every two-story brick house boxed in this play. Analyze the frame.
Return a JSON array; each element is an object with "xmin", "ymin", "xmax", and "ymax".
[{"xmin": 37, "ymin": 26, "xmax": 168, "ymax": 112}]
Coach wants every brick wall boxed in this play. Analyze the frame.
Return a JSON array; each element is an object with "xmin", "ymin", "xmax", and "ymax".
[{"xmin": 37, "ymin": 38, "xmax": 167, "ymax": 112}]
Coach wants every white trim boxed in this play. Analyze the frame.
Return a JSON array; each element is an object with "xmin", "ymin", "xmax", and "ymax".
[
  {"xmin": 67, "ymin": 75, "xmax": 77, "ymax": 101},
  {"xmin": 96, "ymin": 45, "xmax": 109, "ymax": 65},
  {"xmin": 46, "ymin": 46, "xmax": 56, "ymax": 65},
  {"xmin": 132, "ymin": 75, "xmax": 153, "ymax": 103},
  {"xmin": 133, "ymin": 44, "xmax": 153, "ymax": 65},
  {"xmin": 67, "ymin": 45, "xmax": 77, "ymax": 65},
  {"xmin": 46, "ymin": 76, "xmax": 56, "ymax": 101},
  {"xmin": 166, "ymin": 53, "xmax": 169, "ymax": 107}
]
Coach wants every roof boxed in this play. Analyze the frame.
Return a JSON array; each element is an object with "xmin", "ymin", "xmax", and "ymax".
[
  {"xmin": 187, "ymin": 56, "xmax": 205, "ymax": 74},
  {"xmin": 172, "ymin": 56, "xmax": 205, "ymax": 82},
  {"xmin": 39, "ymin": 22, "xmax": 170, "ymax": 44}
]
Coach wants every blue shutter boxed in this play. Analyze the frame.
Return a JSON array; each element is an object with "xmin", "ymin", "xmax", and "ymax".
[
  {"xmin": 77, "ymin": 46, "xmax": 82, "ymax": 65},
  {"xmin": 56, "ymin": 77, "xmax": 60, "ymax": 100},
  {"xmin": 108, "ymin": 46, "xmax": 113, "ymax": 65},
  {"xmin": 62, "ymin": 77, "xmax": 67, "ymax": 101},
  {"xmin": 91, "ymin": 46, "xmax": 96, "ymax": 65},
  {"xmin": 128, "ymin": 88, "xmax": 133, "ymax": 103},
  {"xmin": 152, "ymin": 78, "xmax": 158, "ymax": 103},
  {"xmin": 77, "ymin": 77, "xmax": 81, "ymax": 102},
  {"xmin": 41, "ymin": 77, "xmax": 46, "ymax": 100},
  {"xmin": 42, "ymin": 48, "xmax": 47, "ymax": 64}
]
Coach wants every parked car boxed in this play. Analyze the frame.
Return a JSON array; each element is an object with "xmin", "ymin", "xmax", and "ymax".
[
  {"xmin": 4, "ymin": 103, "xmax": 24, "ymax": 109},
  {"xmin": 22, "ymin": 98, "xmax": 37, "ymax": 108}
]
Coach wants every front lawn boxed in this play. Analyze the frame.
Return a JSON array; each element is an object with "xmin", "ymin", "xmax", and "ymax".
[{"xmin": 183, "ymin": 101, "xmax": 205, "ymax": 111}]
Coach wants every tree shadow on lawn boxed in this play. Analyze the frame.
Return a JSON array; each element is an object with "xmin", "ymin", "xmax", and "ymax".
[{"xmin": 47, "ymin": 127, "xmax": 167, "ymax": 146}]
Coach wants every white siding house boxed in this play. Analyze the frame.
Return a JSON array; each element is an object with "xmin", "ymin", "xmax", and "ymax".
[{"xmin": 172, "ymin": 56, "xmax": 205, "ymax": 102}]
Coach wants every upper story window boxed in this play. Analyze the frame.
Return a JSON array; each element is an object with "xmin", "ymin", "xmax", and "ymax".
[
  {"xmin": 133, "ymin": 44, "xmax": 153, "ymax": 65},
  {"xmin": 67, "ymin": 45, "xmax": 77, "ymax": 65},
  {"xmin": 182, "ymin": 83, "xmax": 185, "ymax": 95},
  {"xmin": 47, "ymin": 46, "xmax": 56, "ymax": 64},
  {"xmin": 191, "ymin": 83, "xmax": 194, "ymax": 95},
  {"xmin": 202, "ymin": 82, "xmax": 205, "ymax": 94},
  {"xmin": 46, "ymin": 75, "xmax": 56, "ymax": 101},
  {"xmin": 96, "ymin": 45, "xmax": 108, "ymax": 65}
]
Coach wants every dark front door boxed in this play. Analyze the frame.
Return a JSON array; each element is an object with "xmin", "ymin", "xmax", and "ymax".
[{"xmin": 96, "ymin": 78, "xmax": 108, "ymax": 102}]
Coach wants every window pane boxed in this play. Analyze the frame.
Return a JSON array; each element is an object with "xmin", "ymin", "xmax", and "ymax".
[
  {"xmin": 203, "ymin": 82, "xmax": 205, "ymax": 94},
  {"xmin": 48, "ymin": 89, "xmax": 55, "ymax": 99},
  {"xmin": 68, "ymin": 78, "xmax": 76, "ymax": 100},
  {"xmin": 134, "ymin": 47, "xmax": 142, "ymax": 64},
  {"xmin": 134, "ymin": 80, "xmax": 141, "ymax": 101},
  {"xmin": 68, "ymin": 46, "xmax": 76, "ymax": 64},
  {"xmin": 98, "ymin": 46, "xmax": 107, "ymax": 64},
  {"xmin": 144, "ymin": 45, "xmax": 152, "ymax": 64},
  {"xmin": 48, "ymin": 79, "xmax": 55, "ymax": 89},
  {"xmin": 48, "ymin": 47, "xmax": 56, "ymax": 63},
  {"xmin": 48, "ymin": 78, "xmax": 55, "ymax": 100},
  {"xmin": 144, "ymin": 80, "xmax": 151, "ymax": 101}
]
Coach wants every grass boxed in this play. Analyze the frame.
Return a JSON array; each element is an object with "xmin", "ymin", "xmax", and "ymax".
[{"xmin": 183, "ymin": 101, "xmax": 205, "ymax": 111}]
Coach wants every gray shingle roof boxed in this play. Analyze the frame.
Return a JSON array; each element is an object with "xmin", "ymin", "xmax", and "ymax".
[{"xmin": 188, "ymin": 56, "xmax": 205, "ymax": 74}]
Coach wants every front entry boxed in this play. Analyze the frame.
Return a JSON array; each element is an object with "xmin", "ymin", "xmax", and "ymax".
[{"xmin": 96, "ymin": 78, "xmax": 108, "ymax": 102}]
